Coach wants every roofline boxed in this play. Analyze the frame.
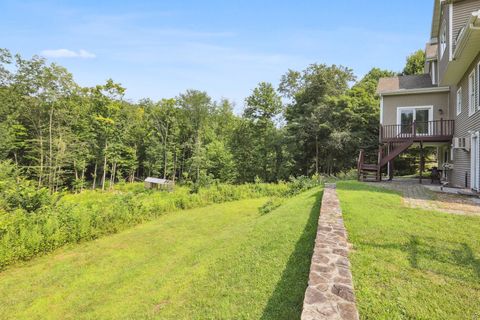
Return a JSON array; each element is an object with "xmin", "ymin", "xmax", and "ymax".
[
  {"xmin": 430, "ymin": 0, "xmax": 444, "ymax": 39},
  {"xmin": 379, "ymin": 86, "xmax": 450, "ymax": 96}
]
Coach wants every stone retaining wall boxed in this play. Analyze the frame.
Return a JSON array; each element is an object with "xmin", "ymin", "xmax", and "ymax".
[{"xmin": 301, "ymin": 183, "xmax": 359, "ymax": 320}]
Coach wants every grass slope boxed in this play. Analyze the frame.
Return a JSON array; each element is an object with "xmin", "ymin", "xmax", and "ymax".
[
  {"xmin": 337, "ymin": 181, "xmax": 480, "ymax": 320},
  {"xmin": 0, "ymin": 188, "xmax": 322, "ymax": 319}
]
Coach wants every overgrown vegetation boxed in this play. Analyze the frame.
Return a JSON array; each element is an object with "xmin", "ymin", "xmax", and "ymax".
[
  {"xmin": 337, "ymin": 181, "xmax": 480, "ymax": 319},
  {"xmin": 0, "ymin": 188, "xmax": 322, "ymax": 319},
  {"xmin": 0, "ymin": 159, "xmax": 322, "ymax": 269}
]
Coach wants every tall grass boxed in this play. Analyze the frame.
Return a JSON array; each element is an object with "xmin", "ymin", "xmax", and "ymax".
[{"xmin": 0, "ymin": 180, "xmax": 320, "ymax": 270}]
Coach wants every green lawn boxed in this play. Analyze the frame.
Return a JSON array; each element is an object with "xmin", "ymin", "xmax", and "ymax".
[
  {"xmin": 0, "ymin": 188, "xmax": 321, "ymax": 320},
  {"xmin": 337, "ymin": 181, "xmax": 480, "ymax": 320}
]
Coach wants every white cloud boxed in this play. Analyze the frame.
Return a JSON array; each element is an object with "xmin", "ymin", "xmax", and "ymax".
[{"xmin": 40, "ymin": 49, "xmax": 96, "ymax": 59}]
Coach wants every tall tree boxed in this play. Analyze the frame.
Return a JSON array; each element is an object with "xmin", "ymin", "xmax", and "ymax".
[
  {"xmin": 280, "ymin": 64, "xmax": 355, "ymax": 175},
  {"xmin": 177, "ymin": 90, "xmax": 212, "ymax": 182},
  {"xmin": 403, "ymin": 50, "xmax": 426, "ymax": 75},
  {"xmin": 242, "ymin": 82, "xmax": 283, "ymax": 182}
]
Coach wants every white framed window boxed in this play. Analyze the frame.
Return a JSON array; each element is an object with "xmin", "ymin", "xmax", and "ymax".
[
  {"xmin": 431, "ymin": 61, "xmax": 437, "ymax": 85},
  {"xmin": 396, "ymin": 106, "xmax": 433, "ymax": 136},
  {"xmin": 477, "ymin": 62, "xmax": 480, "ymax": 110},
  {"xmin": 468, "ymin": 70, "xmax": 476, "ymax": 116},
  {"xmin": 456, "ymin": 87, "xmax": 462, "ymax": 115},
  {"xmin": 440, "ymin": 23, "xmax": 447, "ymax": 59}
]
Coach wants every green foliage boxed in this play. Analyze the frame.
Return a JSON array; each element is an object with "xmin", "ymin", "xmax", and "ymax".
[
  {"xmin": 280, "ymin": 65, "xmax": 395, "ymax": 175},
  {"xmin": 337, "ymin": 181, "xmax": 480, "ymax": 319},
  {"xmin": 403, "ymin": 49, "xmax": 426, "ymax": 75},
  {"xmin": 0, "ymin": 48, "xmax": 404, "ymax": 187},
  {"xmin": 0, "ymin": 181, "xmax": 294, "ymax": 269},
  {"xmin": 259, "ymin": 197, "xmax": 285, "ymax": 214},
  {"xmin": 0, "ymin": 189, "xmax": 322, "ymax": 318},
  {"xmin": 287, "ymin": 175, "xmax": 324, "ymax": 195},
  {"xmin": 0, "ymin": 161, "xmax": 52, "ymax": 212}
]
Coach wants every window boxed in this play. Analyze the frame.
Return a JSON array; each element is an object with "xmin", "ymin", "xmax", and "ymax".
[
  {"xmin": 397, "ymin": 107, "xmax": 433, "ymax": 135},
  {"xmin": 477, "ymin": 62, "xmax": 480, "ymax": 110},
  {"xmin": 431, "ymin": 61, "xmax": 437, "ymax": 84},
  {"xmin": 469, "ymin": 70, "xmax": 476, "ymax": 116},
  {"xmin": 440, "ymin": 23, "xmax": 447, "ymax": 58},
  {"xmin": 456, "ymin": 87, "xmax": 462, "ymax": 115}
]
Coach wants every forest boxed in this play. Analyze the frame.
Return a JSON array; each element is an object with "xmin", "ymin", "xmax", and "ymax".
[{"xmin": 0, "ymin": 48, "xmax": 423, "ymax": 193}]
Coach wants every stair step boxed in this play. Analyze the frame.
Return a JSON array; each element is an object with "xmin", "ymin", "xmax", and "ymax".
[{"xmin": 360, "ymin": 164, "xmax": 378, "ymax": 171}]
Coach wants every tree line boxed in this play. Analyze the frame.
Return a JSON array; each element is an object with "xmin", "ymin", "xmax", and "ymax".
[{"xmin": 0, "ymin": 48, "xmax": 423, "ymax": 192}]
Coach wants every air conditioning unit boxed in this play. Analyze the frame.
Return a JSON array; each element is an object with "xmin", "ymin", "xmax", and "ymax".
[{"xmin": 453, "ymin": 137, "xmax": 470, "ymax": 151}]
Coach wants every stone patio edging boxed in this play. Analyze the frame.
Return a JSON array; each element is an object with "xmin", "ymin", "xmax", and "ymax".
[{"xmin": 301, "ymin": 183, "xmax": 359, "ymax": 320}]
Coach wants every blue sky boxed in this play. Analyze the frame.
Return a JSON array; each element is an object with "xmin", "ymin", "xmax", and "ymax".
[{"xmin": 1, "ymin": 0, "xmax": 432, "ymax": 112}]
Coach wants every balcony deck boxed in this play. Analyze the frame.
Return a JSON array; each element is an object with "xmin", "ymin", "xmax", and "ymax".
[{"xmin": 380, "ymin": 120, "xmax": 454, "ymax": 143}]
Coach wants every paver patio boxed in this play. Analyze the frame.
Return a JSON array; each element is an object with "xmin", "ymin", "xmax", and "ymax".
[{"xmin": 370, "ymin": 178, "xmax": 480, "ymax": 216}]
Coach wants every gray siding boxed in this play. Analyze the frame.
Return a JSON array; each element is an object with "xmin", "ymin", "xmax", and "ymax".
[
  {"xmin": 452, "ymin": 0, "xmax": 480, "ymax": 52},
  {"xmin": 450, "ymin": 52, "xmax": 480, "ymax": 188},
  {"xmin": 438, "ymin": 3, "xmax": 451, "ymax": 80}
]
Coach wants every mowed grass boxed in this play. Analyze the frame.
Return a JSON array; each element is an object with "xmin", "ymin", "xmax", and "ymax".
[
  {"xmin": 337, "ymin": 181, "xmax": 480, "ymax": 320},
  {"xmin": 0, "ymin": 188, "xmax": 322, "ymax": 320}
]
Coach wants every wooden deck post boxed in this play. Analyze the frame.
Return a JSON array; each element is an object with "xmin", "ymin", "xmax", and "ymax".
[{"xmin": 419, "ymin": 141, "xmax": 424, "ymax": 184}]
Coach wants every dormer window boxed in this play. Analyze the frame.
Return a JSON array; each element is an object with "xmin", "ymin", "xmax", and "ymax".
[{"xmin": 440, "ymin": 22, "xmax": 447, "ymax": 58}]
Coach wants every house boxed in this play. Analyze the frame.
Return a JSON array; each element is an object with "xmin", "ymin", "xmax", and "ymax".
[{"xmin": 359, "ymin": 0, "xmax": 480, "ymax": 191}]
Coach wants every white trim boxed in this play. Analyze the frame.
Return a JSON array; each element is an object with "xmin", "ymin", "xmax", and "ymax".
[
  {"xmin": 440, "ymin": 21, "xmax": 447, "ymax": 59},
  {"xmin": 380, "ymin": 86, "xmax": 450, "ymax": 96},
  {"xmin": 449, "ymin": 3, "xmax": 453, "ymax": 61},
  {"xmin": 396, "ymin": 106, "xmax": 434, "ymax": 136},
  {"xmin": 456, "ymin": 87, "xmax": 462, "ymax": 116},
  {"xmin": 477, "ymin": 61, "xmax": 480, "ymax": 110},
  {"xmin": 470, "ymin": 131, "xmax": 480, "ymax": 191},
  {"xmin": 380, "ymin": 96, "xmax": 384, "ymax": 125},
  {"xmin": 468, "ymin": 69, "xmax": 476, "ymax": 116},
  {"xmin": 431, "ymin": 61, "xmax": 437, "ymax": 85}
]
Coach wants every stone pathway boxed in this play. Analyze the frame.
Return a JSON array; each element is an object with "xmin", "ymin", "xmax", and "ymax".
[
  {"xmin": 372, "ymin": 179, "xmax": 480, "ymax": 216},
  {"xmin": 301, "ymin": 183, "xmax": 359, "ymax": 320}
]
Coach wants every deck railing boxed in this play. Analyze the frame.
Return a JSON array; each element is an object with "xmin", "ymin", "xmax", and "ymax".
[{"xmin": 380, "ymin": 119, "xmax": 454, "ymax": 142}]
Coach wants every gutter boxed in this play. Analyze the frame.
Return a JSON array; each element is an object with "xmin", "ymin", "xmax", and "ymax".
[
  {"xmin": 379, "ymin": 86, "xmax": 450, "ymax": 96},
  {"xmin": 453, "ymin": 10, "xmax": 480, "ymax": 59},
  {"xmin": 471, "ymin": 10, "xmax": 480, "ymax": 30}
]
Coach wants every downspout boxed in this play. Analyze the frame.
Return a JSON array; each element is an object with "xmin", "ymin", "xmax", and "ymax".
[{"xmin": 380, "ymin": 95, "xmax": 384, "ymax": 125}]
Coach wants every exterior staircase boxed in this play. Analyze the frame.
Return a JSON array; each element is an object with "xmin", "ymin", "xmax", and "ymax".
[
  {"xmin": 357, "ymin": 138, "xmax": 414, "ymax": 182},
  {"xmin": 357, "ymin": 119, "xmax": 455, "ymax": 182}
]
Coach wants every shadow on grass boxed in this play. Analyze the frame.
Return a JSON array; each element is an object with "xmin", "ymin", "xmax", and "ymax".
[
  {"xmin": 260, "ymin": 191, "xmax": 322, "ymax": 320},
  {"xmin": 338, "ymin": 180, "xmax": 480, "ymax": 212},
  {"xmin": 358, "ymin": 235, "xmax": 480, "ymax": 281},
  {"xmin": 336, "ymin": 181, "xmax": 400, "ymax": 196}
]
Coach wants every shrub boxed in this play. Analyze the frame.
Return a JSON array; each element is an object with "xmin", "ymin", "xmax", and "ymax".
[
  {"xmin": 0, "ymin": 181, "xmax": 310, "ymax": 270},
  {"xmin": 0, "ymin": 161, "xmax": 52, "ymax": 212}
]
